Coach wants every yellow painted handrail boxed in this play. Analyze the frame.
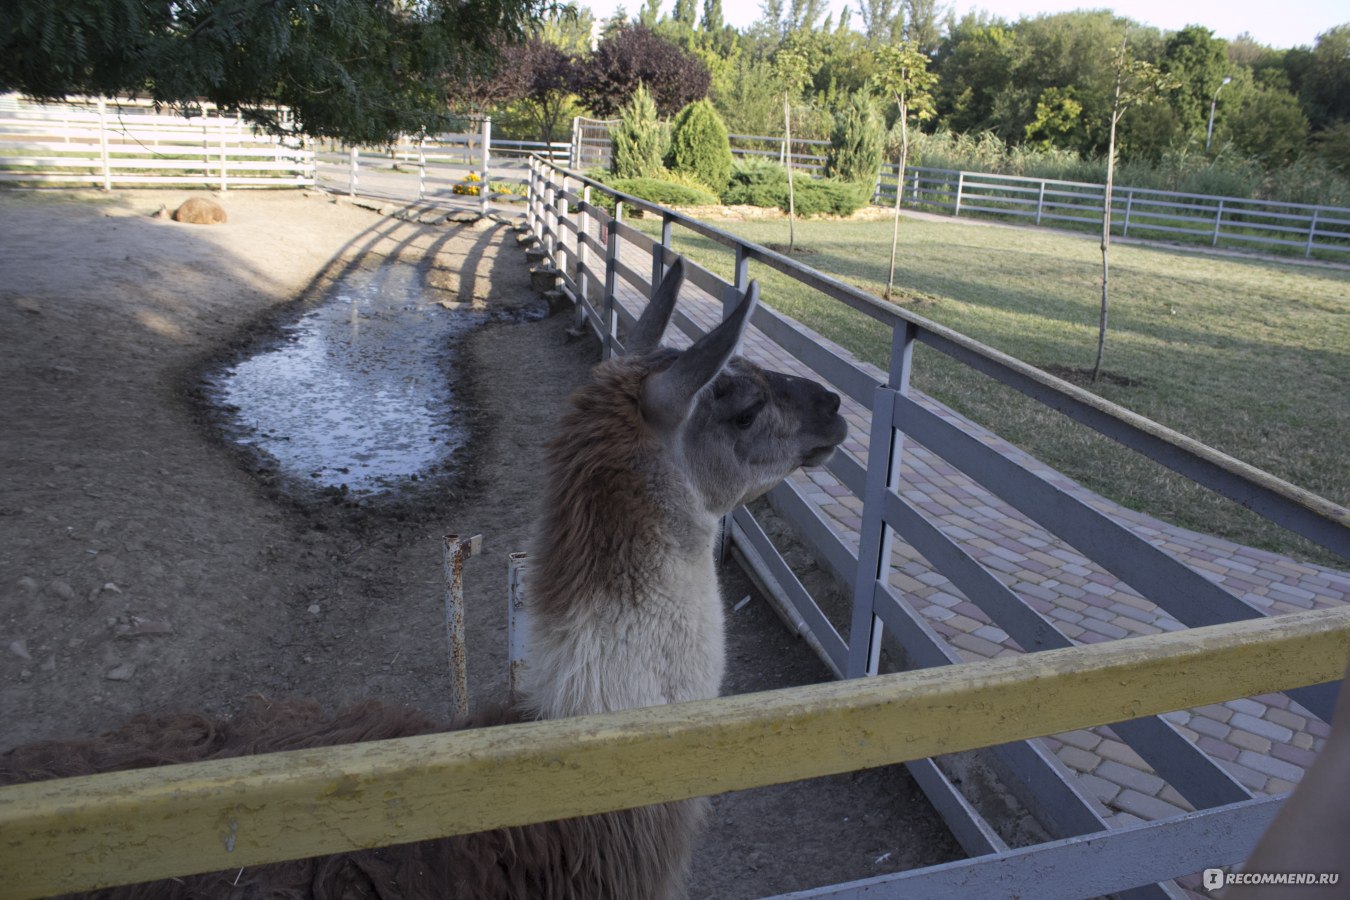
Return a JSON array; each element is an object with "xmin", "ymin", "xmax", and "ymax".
[{"xmin": 2, "ymin": 605, "xmax": 1349, "ymax": 899}]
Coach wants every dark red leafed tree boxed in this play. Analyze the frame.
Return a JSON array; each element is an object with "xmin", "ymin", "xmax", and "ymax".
[{"xmin": 575, "ymin": 25, "xmax": 711, "ymax": 118}]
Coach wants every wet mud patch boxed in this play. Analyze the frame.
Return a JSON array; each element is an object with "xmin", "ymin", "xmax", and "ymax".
[{"xmin": 201, "ymin": 256, "xmax": 545, "ymax": 507}]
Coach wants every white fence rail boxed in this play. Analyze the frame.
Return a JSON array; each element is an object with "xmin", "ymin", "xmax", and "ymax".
[{"xmin": 0, "ymin": 95, "xmax": 314, "ymax": 190}]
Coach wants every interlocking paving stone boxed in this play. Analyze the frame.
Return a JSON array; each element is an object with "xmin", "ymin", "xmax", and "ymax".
[{"xmin": 1112, "ymin": 789, "xmax": 1191, "ymax": 821}]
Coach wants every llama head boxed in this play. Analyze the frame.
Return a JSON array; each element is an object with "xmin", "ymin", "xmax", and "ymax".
[{"xmin": 627, "ymin": 258, "xmax": 848, "ymax": 517}]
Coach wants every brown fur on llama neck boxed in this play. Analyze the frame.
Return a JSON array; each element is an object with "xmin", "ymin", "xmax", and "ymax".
[{"xmin": 532, "ymin": 352, "xmax": 688, "ymax": 618}]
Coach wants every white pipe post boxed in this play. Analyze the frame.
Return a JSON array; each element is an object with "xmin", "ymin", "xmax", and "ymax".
[
  {"xmin": 418, "ymin": 137, "xmax": 426, "ymax": 201},
  {"xmin": 507, "ymin": 552, "xmax": 529, "ymax": 706},
  {"xmin": 348, "ymin": 146, "xmax": 358, "ymax": 197},
  {"xmin": 480, "ymin": 116, "xmax": 491, "ymax": 217},
  {"xmin": 443, "ymin": 533, "xmax": 482, "ymax": 719},
  {"xmin": 219, "ymin": 117, "xmax": 228, "ymax": 192},
  {"xmin": 96, "ymin": 98, "xmax": 111, "ymax": 191}
]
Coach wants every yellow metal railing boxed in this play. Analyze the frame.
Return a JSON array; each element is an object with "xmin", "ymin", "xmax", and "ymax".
[{"xmin": 2, "ymin": 605, "xmax": 1349, "ymax": 900}]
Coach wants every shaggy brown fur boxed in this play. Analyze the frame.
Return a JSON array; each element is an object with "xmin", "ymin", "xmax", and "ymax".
[
  {"xmin": 172, "ymin": 197, "xmax": 228, "ymax": 225},
  {"xmin": 533, "ymin": 352, "xmax": 675, "ymax": 618},
  {"xmin": 1, "ymin": 697, "xmax": 696, "ymax": 900}
]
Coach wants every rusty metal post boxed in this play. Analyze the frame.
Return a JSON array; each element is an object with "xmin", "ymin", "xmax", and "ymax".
[
  {"xmin": 507, "ymin": 552, "xmax": 529, "ymax": 706},
  {"xmin": 442, "ymin": 533, "xmax": 482, "ymax": 719}
]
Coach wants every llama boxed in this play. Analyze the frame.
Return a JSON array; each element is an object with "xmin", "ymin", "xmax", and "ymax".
[{"xmin": 0, "ymin": 257, "xmax": 848, "ymax": 899}]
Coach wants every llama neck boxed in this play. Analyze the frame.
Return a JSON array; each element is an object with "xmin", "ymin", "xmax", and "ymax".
[
  {"xmin": 525, "ymin": 528, "xmax": 726, "ymax": 720},
  {"xmin": 523, "ymin": 361, "xmax": 728, "ymax": 720}
]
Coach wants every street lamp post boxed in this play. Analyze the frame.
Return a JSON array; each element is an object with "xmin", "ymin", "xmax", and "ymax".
[{"xmin": 1206, "ymin": 76, "xmax": 1233, "ymax": 153}]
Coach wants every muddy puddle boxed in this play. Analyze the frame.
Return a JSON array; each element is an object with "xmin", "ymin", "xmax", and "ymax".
[{"xmin": 206, "ymin": 260, "xmax": 533, "ymax": 498}]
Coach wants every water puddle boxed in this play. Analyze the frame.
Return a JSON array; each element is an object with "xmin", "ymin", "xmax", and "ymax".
[{"xmin": 207, "ymin": 260, "xmax": 496, "ymax": 497}]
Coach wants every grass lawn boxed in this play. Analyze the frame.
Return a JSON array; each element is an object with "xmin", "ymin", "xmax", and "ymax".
[{"xmin": 630, "ymin": 211, "xmax": 1349, "ymax": 566}]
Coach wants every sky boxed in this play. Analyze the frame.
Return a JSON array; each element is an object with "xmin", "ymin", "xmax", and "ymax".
[{"xmin": 579, "ymin": 0, "xmax": 1347, "ymax": 50}]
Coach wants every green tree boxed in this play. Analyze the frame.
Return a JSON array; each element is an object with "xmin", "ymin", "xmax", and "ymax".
[
  {"xmin": 1094, "ymin": 38, "xmax": 1174, "ymax": 383},
  {"xmin": 873, "ymin": 41, "xmax": 936, "ymax": 300},
  {"xmin": 1160, "ymin": 25, "xmax": 1231, "ymax": 135},
  {"xmin": 673, "ymin": 0, "xmax": 699, "ymax": 28},
  {"xmin": 0, "ymin": 0, "xmax": 550, "ymax": 144},
  {"xmin": 1024, "ymin": 87, "xmax": 1086, "ymax": 150},
  {"xmin": 904, "ymin": 0, "xmax": 951, "ymax": 56},
  {"xmin": 993, "ymin": 11, "xmax": 1152, "ymax": 156},
  {"xmin": 701, "ymin": 0, "xmax": 725, "ymax": 32},
  {"xmin": 668, "ymin": 99, "xmax": 734, "ymax": 192},
  {"xmin": 773, "ymin": 46, "xmax": 813, "ymax": 253},
  {"xmin": 1301, "ymin": 25, "xmax": 1350, "ymax": 131},
  {"xmin": 1223, "ymin": 81, "xmax": 1310, "ymax": 165},
  {"xmin": 826, "ymin": 91, "xmax": 885, "ymax": 186},
  {"xmin": 933, "ymin": 14, "xmax": 1015, "ymax": 135},
  {"xmin": 612, "ymin": 83, "xmax": 667, "ymax": 178},
  {"xmin": 856, "ymin": 0, "xmax": 903, "ymax": 44}
]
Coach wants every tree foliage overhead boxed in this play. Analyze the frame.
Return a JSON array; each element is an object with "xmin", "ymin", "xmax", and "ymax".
[{"xmin": 1, "ymin": 0, "xmax": 557, "ymax": 144}]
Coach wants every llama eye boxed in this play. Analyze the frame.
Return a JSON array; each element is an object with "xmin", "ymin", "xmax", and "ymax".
[{"xmin": 733, "ymin": 404, "xmax": 762, "ymax": 430}]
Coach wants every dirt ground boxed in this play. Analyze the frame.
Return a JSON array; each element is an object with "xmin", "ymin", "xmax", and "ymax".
[{"xmin": 0, "ymin": 189, "xmax": 960, "ymax": 897}]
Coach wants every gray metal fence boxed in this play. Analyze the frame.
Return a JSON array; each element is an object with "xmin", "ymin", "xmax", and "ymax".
[
  {"xmin": 525, "ymin": 155, "xmax": 1349, "ymax": 899},
  {"xmin": 569, "ymin": 118, "xmax": 1349, "ymax": 261},
  {"xmin": 878, "ymin": 165, "xmax": 1350, "ymax": 259}
]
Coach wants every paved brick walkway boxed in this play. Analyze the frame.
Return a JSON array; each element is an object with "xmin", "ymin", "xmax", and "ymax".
[{"xmin": 592, "ymin": 229, "xmax": 1349, "ymax": 875}]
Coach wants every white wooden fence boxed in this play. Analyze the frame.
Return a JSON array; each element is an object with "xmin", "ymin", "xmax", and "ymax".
[{"xmin": 0, "ymin": 95, "xmax": 314, "ymax": 190}]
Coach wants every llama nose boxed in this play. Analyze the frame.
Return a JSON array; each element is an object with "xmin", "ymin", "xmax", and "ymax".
[{"xmin": 820, "ymin": 390, "xmax": 841, "ymax": 416}]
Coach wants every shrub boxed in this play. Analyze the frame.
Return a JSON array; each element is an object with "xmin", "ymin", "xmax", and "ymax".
[
  {"xmin": 728, "ymin": 157, "xmax": 789, "ymax": 186},
  {"xmin": 667, "ymin": 99, "xmax": 733, "ymax": 193},
  {"xmin": 610, "ymin": 176, "xmax": 720, "ymax": 207},
  {"xmin": 723, "ymin": 161, "xmax": 868, "ymax": 216},
  {"xmin": 826, "ymin": 93, "xmax": 885, "ymax": 187},
  {"xmin": 611, "ymin": 84, "xmax": 668, "ymax": 179}
]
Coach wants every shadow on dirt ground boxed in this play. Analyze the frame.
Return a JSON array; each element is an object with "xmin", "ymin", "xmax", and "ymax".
[{"xmin": 0, "ymin": 189, "xmax": 961, "ymax": 897}]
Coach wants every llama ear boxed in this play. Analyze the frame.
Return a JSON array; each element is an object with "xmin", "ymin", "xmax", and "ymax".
[
  {"xmin": 642, "ymin": 281, "xmax": 759, "ymax": 428},
  {"xmin": 626, "ymin": 257, "xmax": 685, "ymax": 356}
]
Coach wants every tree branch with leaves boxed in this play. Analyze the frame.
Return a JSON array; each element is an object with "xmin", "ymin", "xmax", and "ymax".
[
  {"xmin": 1093, "ymin": 35, "xmax": 1176, "ymax": 383},
  {"xmin": 872, "ymin": 41, "xmax": 936, "ymax": 300}
]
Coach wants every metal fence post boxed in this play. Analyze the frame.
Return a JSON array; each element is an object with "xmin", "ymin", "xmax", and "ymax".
[
  {"xmin": 1035, "ymin": 180, "xmax": 1046, "ymax": 225},
  {"xmin": 845, "ymin": 321, "xmax": 918, "ymax": 679},
  {"xmin": 96, "ymin": 98, "xmax": 111, "ymax": 191},
  {"xmin": 652, "ymin": 213, "xmax": 673, "ymax": 293},
  {"xmin": 527, "ymin": 157, "xmax": 539, "ymax": 236},
  {"xmin": 1123, "ymin": 190, "xmax": 1134, "ymax": 237},
  {"xmin": 1305, "ymin": 208, "xmax": 1320, "ymax": 258},
  {"xmin": 507, "ymin": 552, "xmax": 529, "ymax": 707},
  {"xmin": 603, "ymin": 202, "xmax": 623, "ymax": 360},
  {"xmin": 543, "ymin": 177, "xmax": 556, "ymax": 260},
  {"xmin": 570, "ymin": 116, "xmax": 581, "ymax": 170},
  {"xmin": 219, "ymin": 117, "xmax": 228, "ymax": 192},
  {"xmin": 577, "ymin": 185, "xmax": 592, "ymax": 333},
  {"xmin": 1212, "ymin": 199, "xmax": 1225, "ymax": 247},
  {"xmin": 558, "ymin": 175, "xmax": 571, "ymax": 278},
  {"xmin": 418, "ymin": 137, "xmax": 426, "ymax": 201},
  {"xmin": 954, "ymin": 171, "xmax": 965, "ymax": 217},
  {"xmin": 725, "ymin": 243, "xmax": 749, "ymax": 320},
  {"xmin": 480, "ymin": 116, "xmax": 492, "ymax": 217},
  {"xmin": 348, "ymin": 146, "xmax": 358, "ymax": 198}
]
